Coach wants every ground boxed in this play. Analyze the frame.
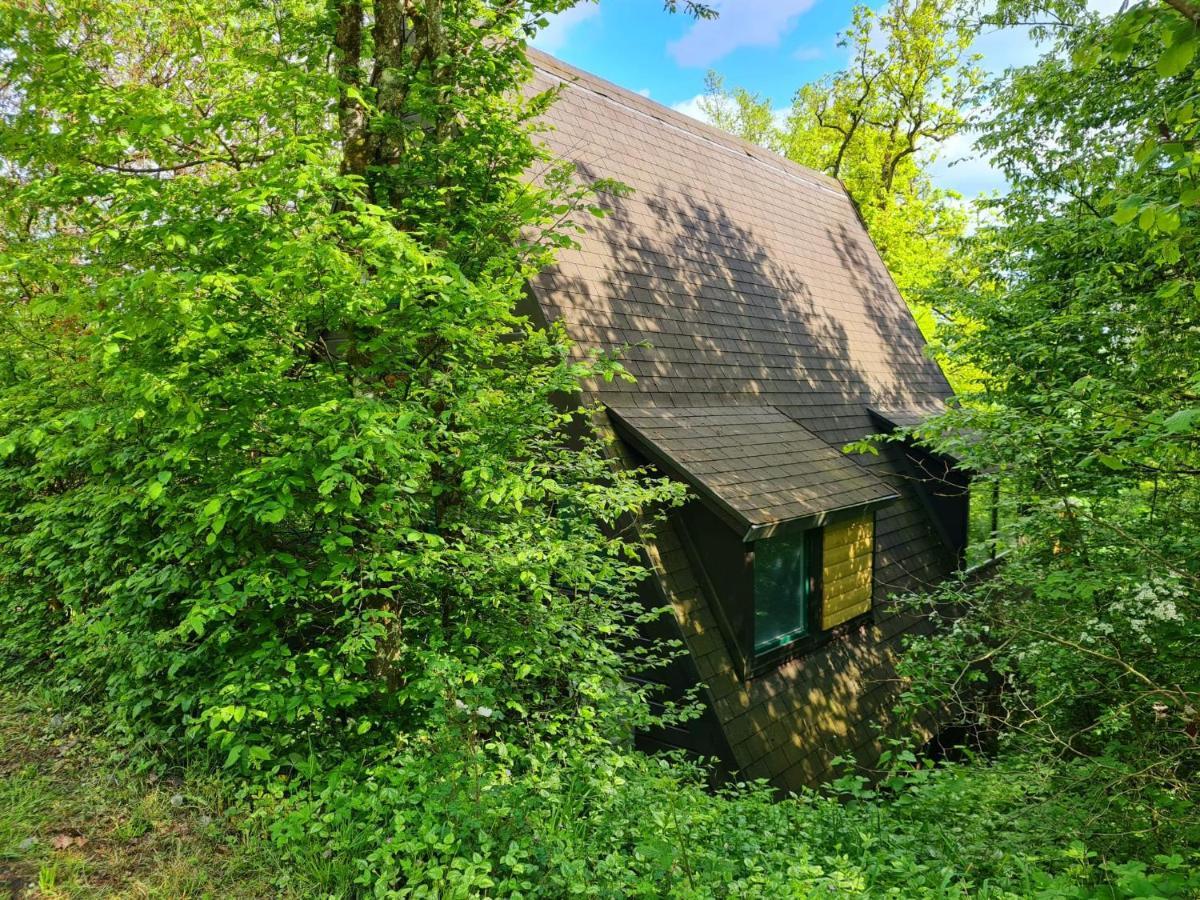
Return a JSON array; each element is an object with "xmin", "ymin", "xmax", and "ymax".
[{"xmin": 0, "ymin": 690, "xmax": 305, "ymax": 899}]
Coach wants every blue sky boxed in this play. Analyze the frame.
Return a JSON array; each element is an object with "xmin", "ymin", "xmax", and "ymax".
[{"xmin": 533, "ymin": 0, "xmax": 1125, "ymax": 200}]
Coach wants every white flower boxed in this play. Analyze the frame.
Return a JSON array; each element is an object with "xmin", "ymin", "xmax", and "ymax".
[{"xmin": 1147, "ymin": 599, "xmax": 1182, "ymax": 623}]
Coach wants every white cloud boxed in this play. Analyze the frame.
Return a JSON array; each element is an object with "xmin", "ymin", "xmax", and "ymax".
[
  {"xmin": 926, "ymin": 130, "xmax": 1006, "ymax": 198},
  {"xmin": 532, "ymin": 3, "xmax": 600, "ymax": 54},
  {"xmin": 671, "ymin": 0, "xmax": 1126, "ymax": 198},
  {"xmin": 937, "ymin": 0, "xmax": 1128, "ymax": 199},
  {"xmin": 637, "ymin": 87, "xmax": 652, "ymax": 98},
  {"xmin": 971, "ymin": 23, "xmax": 1048, "ymax": 76},
  {"xmin": 668, "ymin": 0, "xmax": 818, "ymax": 67},
  {"xmin": 971, "ymin": 0, "xmax": 1132, "ymax": 76},
  {"xmin": 671, "ymin": 94, "xmax": 713, "ymax": 123}
]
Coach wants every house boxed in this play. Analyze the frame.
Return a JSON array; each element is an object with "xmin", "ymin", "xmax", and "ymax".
[{"xmin": 524, "ymin": 50, "xmax": 969, "ymax": 791}]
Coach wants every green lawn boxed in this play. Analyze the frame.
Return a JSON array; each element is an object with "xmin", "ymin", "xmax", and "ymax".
[{"xmin": 0, "ymin": 691, "xmax": 306, "ymax": 899}]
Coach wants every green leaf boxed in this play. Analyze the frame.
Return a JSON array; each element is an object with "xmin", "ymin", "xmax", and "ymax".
[
  {"xmin": 1157, "ymin": 38, "xmax": 1196, "ymax": 78},
  {"xmin": 1163, "ymin": 408, "xmax": 1200, "ymax": 434},
  {"xmin": 1071, "ymin": 43, "xmax": 1099, "ymax": 71},
  {"xmin": 259, "ymin": 504, "xmax": 287, "ymax": 524},
  {"xmin": 1109, "ymin": 33, "xmax": 1134, "ymax": 62},
  {"xmin": 1156, "ymin": 206, "xmax": 1181, "ymax": 233},
  {"xmin": 147, "ymin": 481, "xmax": 163, "ymax": 500},
  {"xmin": 1111, "ymin": 197, "xmax": 1141, "ymax": 225}
]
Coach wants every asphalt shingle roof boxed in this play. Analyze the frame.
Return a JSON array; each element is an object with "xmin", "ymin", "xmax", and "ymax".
[
  {"xmin": 525, "ymin": 48, "xmax": 954, "ymax": 521},
  {"xmin": 866, "ymin": 406, "xmax": 947, "ymax": 431},
  {"xmin": 608, "ymin": 404, "xmax": 898, "ymax": 540}
]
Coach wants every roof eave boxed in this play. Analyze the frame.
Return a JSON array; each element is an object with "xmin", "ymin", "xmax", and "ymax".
[
  {"xmin": 741, "ymin": 493, "xmax": 900, "ymax": 543},
  {"xmin": 608, "ymin": 405, "xmax": 901, "ymax": 544}
]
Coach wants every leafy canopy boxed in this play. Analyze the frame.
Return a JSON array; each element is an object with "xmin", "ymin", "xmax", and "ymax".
[
  {"xmin": 889, "ymin": 0, "xmax": 1200, "ymax": 863},
  {"xmin": 0, "ymin": 0, "xmax": 688, "ymax": 775}
]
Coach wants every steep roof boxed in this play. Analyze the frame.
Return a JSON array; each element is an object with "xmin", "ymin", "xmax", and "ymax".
[{"xmin": 525, "ymin": 49, "xmax": 953, "ymax": 524}]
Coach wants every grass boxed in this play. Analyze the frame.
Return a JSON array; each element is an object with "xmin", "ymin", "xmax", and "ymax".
[{"xmin": 0, "ymin": 689, "xmax": 312, "ymax": 899}]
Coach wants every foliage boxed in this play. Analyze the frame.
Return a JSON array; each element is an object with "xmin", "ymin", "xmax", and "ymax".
[
  {"xmin": 2, "ymin": 0, "xmax": 1199, "ymax": 896},
  {"xmin": 886, "ymin": 0, "xmax": 1200, "ymax": 866},
  {"xmin": 0, "ymin": 0, "xmax": 685, "ymax": 778},
  {"xmin": 7, "ymin": 681, "xmax": 1200, "ymax": 897}
]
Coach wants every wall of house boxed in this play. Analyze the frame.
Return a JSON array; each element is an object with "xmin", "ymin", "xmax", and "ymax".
[
  {"xmin": 639, "ymin": 436, "xmax": 956, "ymax": 792},
  {"xmin": 523, "ymin": 52, "xmax": 962, "ymax": 790}
]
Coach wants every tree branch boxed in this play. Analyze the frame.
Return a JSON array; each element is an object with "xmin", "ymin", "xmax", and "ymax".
[
  {"xmin": 1161, "ymin": 0, "xmax": 1200, "ymax": 28},
  {"xmin": 333, "ymin": 0, "xmax": 368, "ymax": 179}
]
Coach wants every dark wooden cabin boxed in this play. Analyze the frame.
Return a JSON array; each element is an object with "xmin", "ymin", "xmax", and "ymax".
[{"xmin": 524, "ymin": 50, "xmax": 970, "ymax": 791}]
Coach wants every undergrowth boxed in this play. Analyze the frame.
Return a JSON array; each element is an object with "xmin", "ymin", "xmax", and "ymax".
[{"xmin": 5, "ymin": 684, "xmax": 1198, "ymax": 898}]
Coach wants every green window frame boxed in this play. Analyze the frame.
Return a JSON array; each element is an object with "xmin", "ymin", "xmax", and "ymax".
[{"xmin": 752, "ymin": 529, "xmax": 816, "ymax": 653}]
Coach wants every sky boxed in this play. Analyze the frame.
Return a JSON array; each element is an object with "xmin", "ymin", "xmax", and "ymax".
[{"xmin": 533, "ymin": 0, "xmax": 1127, "ymax": 201}]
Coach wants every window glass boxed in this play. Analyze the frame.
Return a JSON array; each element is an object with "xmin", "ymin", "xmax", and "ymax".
[{"xmin": 753, "ymin": 532, "xmax": 810, "ymax": 651}]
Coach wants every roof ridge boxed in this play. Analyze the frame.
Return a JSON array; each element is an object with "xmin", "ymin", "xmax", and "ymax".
[{"xmin": 527, "ymin": 47, "xmax": 846, "ymax": 202}]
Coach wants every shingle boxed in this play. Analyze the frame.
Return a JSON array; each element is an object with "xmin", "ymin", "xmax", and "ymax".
[
  {"xmin": 867, "ymin": 405, "xmax": 947, "ymax": 430},
  {"xmin": 607, "ymin": 404, "xmax": 897, "ymax": 537},
  {"xmin": 526, "ymin": 52, "xmax": 953, "ymax": 429}
]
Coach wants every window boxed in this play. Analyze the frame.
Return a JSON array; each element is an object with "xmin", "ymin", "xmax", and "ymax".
[
  {"xmin": 753, "ymin": 530, "xmax": 813, "ymax": 652},
  {"xmin": 749, "ymin": 511, "xmax": 875, "ymax": 668},
  {"xmin": 677, "ymin": 503, "xmax": 878, "ymax": 679}
]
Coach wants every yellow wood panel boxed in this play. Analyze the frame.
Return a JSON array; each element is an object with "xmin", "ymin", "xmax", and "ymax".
[
  {"xmin": 824, "ymin": 554, "xmax": 874, "ymax": 585},
  {"xmin": 823, "ymin": 591, "xmax": 871, "ymax": 629},
  {"xmin": 825, "ymin": 585, "xmax": 873, "ymax": 619},
  {"xmin": 822, "ymin": 540, "xmax": 871, "ymax": 568},
  {"xmin": 825, "ymin": 565, "xmax": 872, "ymax": 595},
  {"xmin": 824, "ymin": 520, "xmax": 874, "ymax": 550},
  {"xmin": 822, "ymin": 513, "xmax": 874, "ymax": 630},
  {"xmin": 824, "ymin": 579, "xmax": 872, "ymax": 619}
]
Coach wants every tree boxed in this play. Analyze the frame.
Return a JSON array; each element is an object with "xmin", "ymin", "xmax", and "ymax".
[
  {"xmin": 0, "ymin": 0, "xmax": 693, "ymax": 775},
  {"xmin": 889, "ymin": 0, "xmax": 1200, "ymax": 860}
]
